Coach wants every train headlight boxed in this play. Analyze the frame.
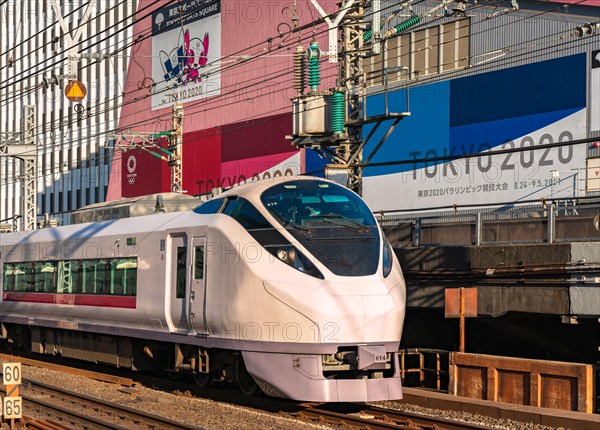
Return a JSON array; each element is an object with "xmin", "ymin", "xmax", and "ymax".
[
  {"xmin": 382, "ymin": 240, "xmax": 394, "ymax": 278},
  {"xmin": 276, "ymin": 249, "xmax": 289, "ymax": 262},
  {"xmin": 266, "ymin": 245, "xmax": 324, "ymax": 279}
]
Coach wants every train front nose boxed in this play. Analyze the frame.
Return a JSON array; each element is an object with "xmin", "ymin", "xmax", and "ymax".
[
  {"xmin": 244, "ymin": 280, "xmax": 405, "ymax": 402},
  {"xmin": 262, "ymin": 280, "xmax": 404, "ymax": 344}
]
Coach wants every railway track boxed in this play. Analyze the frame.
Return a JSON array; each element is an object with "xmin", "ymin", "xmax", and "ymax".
[
  {"xmin": 3, "ymin": 351, "xmax": 597, "ymax": 430},
  {"xmin": 1, "ymin": 378, "xmax": 204, "ymax": 430},
  {"xmin": 293, "ymin": 403, "xmax": 501, "ymax": 430},
  {"xmin": 0, "ymin": 355, "xmax": 497, "ymax": 430}
]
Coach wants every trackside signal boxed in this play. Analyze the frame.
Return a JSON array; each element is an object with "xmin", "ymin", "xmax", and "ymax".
[{"xmin": 2, "ymin": 362, "xmax": 22, "ymax": 420}]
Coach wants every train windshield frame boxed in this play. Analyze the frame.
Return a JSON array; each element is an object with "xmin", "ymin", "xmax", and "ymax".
[
  {"xmin": 261, "ymin": 180, "xmax": 380, "ymax": 277},
  {"xmin": 260, "ymin": 180, "xmax": 377, "ymax": 230}
]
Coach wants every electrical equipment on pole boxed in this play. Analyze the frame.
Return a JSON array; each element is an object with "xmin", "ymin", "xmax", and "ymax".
[
  {"xmin": 291, "ymin": 0, "xmax": 469, "ymax": 193},
  {"xmin": 291, "ymin": 0, "xmax": 412, "ymax": 193},
  {"xmin": 111, "ymin": 104, "xmax": 185, "ymax": 193},
  {"xmin": 50, "ymin": 0, "xmax": 97, "ymax": 83}
]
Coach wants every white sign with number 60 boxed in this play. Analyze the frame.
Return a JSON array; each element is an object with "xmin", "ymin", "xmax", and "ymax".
[{"xmin": 2, "ymin": 363, "xmax": 21, "ymax": 385}]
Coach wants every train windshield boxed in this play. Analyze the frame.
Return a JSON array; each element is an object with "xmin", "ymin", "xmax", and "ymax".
[{"xmin": 261, "ymin": 180, "xmax": 380, "ymax": 276}]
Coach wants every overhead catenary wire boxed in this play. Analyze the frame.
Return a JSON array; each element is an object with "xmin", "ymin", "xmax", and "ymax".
[
  {"xmin": 16, "ymin": 0, "xmax": 572, "ymax": 134},
  {"xmin": 2, "ymin": 0, "xmax": 596, "ymax": 176},
  {"xmin": 83, "ymin": 10, "xmax": 596, "ymax": 144},
  {"xmin": 1, "ymin": 0, "xmax": 343, "ymax": 138},
  {"xmin": 0, "ymin": 0, "xmax": 584, "ymax": 101},
  {"xmin": 0, "ymin": 2, "xmax": 580, "ymax": 151},
  {"xmin": 0, "ymin": 0, "xmax": 171, "ymax": 95},
  {"xmin": 4, "ymin": 22, "xmax": 596, "ymax": 174},
  {"xmin": 0, "ymin": 0, "xmax": 90, "ymax": 71},
  {"xmin": 0, "ymin": 1, "xmax": 538, "ymax": 110},
  {"xmin": 2, "ymin": 0, "xmax": 596, "ymax": 222}
]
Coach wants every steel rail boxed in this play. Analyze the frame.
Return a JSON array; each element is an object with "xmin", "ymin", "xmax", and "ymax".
[
  {"xmin": 1, "ymin": 380, "xmax": 204, "ymax": 430},
  {"xmin": 293, "ymin": 403, "xmax": 502, "ymax": 430}
]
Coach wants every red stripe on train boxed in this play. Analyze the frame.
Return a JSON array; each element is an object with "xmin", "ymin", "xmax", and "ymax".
[{"xmin": 1, "ymin": 292, "xmax": 136, "ymax": 309}]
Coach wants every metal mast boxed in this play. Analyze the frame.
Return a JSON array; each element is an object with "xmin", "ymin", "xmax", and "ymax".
[
  {"xmin": 291, "ymin": 1, "xmax": 410, "ymax": 194},
  {"xmin": 111, "ymin": 103, "xmax": 184, "ymax": 193},
  {"xmin": 0, "ymin": 105, "xmax": 38, "ymax": 231},
  {"xmin": 336, "ymin": 2, "xmax": 366, "ymax": 193},
  {"xmin": 169, "ymin": 103, "xmax": 184, "ymax": 193}
]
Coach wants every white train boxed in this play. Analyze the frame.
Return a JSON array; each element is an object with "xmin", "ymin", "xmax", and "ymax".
[{"xmin": 0, "ymin": 177, "xmax": 406, "ymax": 402}]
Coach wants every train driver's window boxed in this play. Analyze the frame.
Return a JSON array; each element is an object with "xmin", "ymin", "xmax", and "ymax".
[
  {"xmin": 229, "ymin": 198, "xmax": 271, "ymax": 230},
  {"xmin": 193, "ymin": 198, "xmax": 225, "ymax": 214}
]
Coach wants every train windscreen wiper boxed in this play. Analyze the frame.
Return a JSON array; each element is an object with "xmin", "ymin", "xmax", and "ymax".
[
  {"xmin": 284, "ymin": 219, "xmax": 312, "ymax": 234},
  {"xmin": 309, "ymin": 213, "xmax": 369, "ymax": 232}
]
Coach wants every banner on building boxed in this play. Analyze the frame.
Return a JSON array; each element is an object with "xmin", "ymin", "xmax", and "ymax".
[
  {"xmin": 151, "ymin": 0, "xmax": 221, "ymax": 110},
  {"xmin": 591, "ymin": 49, "xmax": 600, "ymax": 132}
]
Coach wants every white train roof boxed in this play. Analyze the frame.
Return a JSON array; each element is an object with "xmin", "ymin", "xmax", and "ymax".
[
  {"xmin": 0, "ymin": 176, "xmax": 339, "ymax": 247},
  {"xmin": 216, "ymin": 175, "xmax": 338, "ymax": 200},
  {"xmin": 0, "ymin": 210, "xmax": 211, "ymax": 246}
]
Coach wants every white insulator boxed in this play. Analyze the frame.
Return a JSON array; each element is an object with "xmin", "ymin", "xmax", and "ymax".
[{"xmin": 294, "ymin": 45, "xmax": 305, "ymax": 95}]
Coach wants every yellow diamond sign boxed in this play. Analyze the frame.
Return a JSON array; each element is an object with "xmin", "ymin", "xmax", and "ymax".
[{"xmin": 65, "ymin": 80, "xmax": 87, "ymax": 102}]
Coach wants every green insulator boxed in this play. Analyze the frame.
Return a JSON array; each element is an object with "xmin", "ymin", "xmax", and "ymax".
[
  {"xmin": 307, "ymin": 41, "xmax": 320, "ymax": 91},
  {"xmin": 392, "ymin": 15, "xmax": 421, "ymax": 35},
  {"xmin": 363, "ymin": 29, "xmax": 373, "ymax": 43},
  {"xmin": 331, "ymin": 92, "xmax": 345, "ymax": 134}
]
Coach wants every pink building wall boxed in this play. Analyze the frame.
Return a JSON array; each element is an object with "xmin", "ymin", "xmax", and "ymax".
[{"xmin": 109, "ymin": 0, "xmax": 336, "ymax": 199}]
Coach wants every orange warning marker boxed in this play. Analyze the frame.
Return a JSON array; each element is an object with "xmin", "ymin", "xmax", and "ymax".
[{"xmin": 65, "ymin": 80, "xmax": 87, "ymax": 102}]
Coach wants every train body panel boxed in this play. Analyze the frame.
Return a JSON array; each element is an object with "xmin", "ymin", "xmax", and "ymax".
[{"xmin": 0, "ymin": 177, "xmax": 406, "ymax": 401}]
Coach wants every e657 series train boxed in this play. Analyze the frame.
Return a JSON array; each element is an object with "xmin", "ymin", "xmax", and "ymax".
[{"xmin": 0, "ymin": 176, "xmax": 406, "ymax": 402}]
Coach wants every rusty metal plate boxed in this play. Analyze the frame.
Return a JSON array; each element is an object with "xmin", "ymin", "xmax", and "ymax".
[
  {"xmin": 444, "ymin": 288, "xmax": 477, "ymax": 318},
  {"xmin": 449, "ymin": 352, "xmax": 594, "ymax": 413}
]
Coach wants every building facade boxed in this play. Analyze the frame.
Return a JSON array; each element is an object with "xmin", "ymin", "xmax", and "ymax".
[
  {"xmin": 0, "ymin": 0, "xmax": 598, "ymax": 228},
  {"xmin": 0, "ymin": 0, "xmax": 136, "ymax": 228}
]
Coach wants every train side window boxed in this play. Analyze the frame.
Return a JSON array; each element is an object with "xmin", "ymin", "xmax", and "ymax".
[
  {"xmin": 193, "ymin": 198, "xmax": 225, "ymax": 214},
  {"xmin": 3, "ymin": 263, "xmax": 15, "ymax": 291},
  {"xmin": 83, "ymin": 260, "xmax": 97, "ymax": 294},
  {"xmin": 1, "ymin": 258, "xmax": 138, "ymax": 296},
  {"xmin": 57, "ymin": 261, "xmax": 74, "ymax": 294},
  {"xmin": 113, "ymin": 258, "xmax": 137, "ymax": 295},
  {"xmin": 95, "ymin": 259, "xmax": 110, "ymax": 295},
  {"xmin": 19, "ymin": 263, "xmax": 35, "ymax": 292},
  {"xmin": 123, "ymin": 258, "xmax": 137, "ymax": 295},
  {"xmin": 194, "ymin": 246, "xmax": 204, "ymax": 279},
  {"xmin": 176, "ymin": 247, "xmax": 187, "ymax": 299},
  {"xmin": 71, "ymin": 261, "xmax": 84, "ymax": 294},
  {"xmin": 35, "ymin": 262, "xmax": 57, "ymax": 293}
]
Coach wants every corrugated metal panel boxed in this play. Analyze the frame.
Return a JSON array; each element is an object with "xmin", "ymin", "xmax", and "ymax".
[
  {"xmin": 470, "ymin": 10, "xmax": 589, "ymax": 70},
  {"xmin": 368, "ymin": 1, "xmax": 596, "ymax": 95}
]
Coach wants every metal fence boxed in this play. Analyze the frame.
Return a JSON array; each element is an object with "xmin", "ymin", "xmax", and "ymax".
[{"xmin": 376, "ymin": 198, "xmax": 600, "ymax": 246}]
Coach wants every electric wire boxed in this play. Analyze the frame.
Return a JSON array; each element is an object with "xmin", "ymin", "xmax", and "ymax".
[
  {"xmin": 0, "ymin": 0, "xmax": 169, "ymax": 96},
  {"xmin": 1, "ymin": 0, "xmax": 592, "ymax": 144},
  {"xmin": 1, "ymin": 0, "xmax": 596, "ymax": 191},
  {"xmin": 0, "ymin": 0, "xmax": 89, "ymax": 70}
]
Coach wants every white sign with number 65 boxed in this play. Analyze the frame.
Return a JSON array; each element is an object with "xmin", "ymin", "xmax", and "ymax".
[{"xmin": 3, "ymin": 396, "xmax": 22, "ymax": 419}]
